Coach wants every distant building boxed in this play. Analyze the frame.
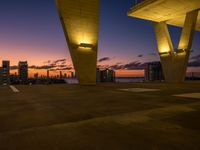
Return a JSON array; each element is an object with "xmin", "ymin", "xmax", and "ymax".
[
  {"xmin": 186, "ymin": 72, "xmax": 200, "ymax": 81},
  {"xmin": 10, "ymin": 73, "xmax": 18, "ymax": 84},
  {"xmin": 97, "ymin": 68, "xmax": 115, "ymax": 82},
  {"xmin": 60, "ymin": 71, "xmax": 63, "ymax": 78},
  {"xmin": 64, "ymin": 73, "xmax": 67, "ymax": 78},
  {"xmin": 18, "ymin": 61, "xmax": 28, "ymax": 83},
  {"xmin": 47, "ymin": 70, "xmax": 49, "ymax": 78},
  {"xmin": 145, "ymin": 61, "xmax": 164, "ymax": 81},
  {"xmin": 0, "ymin": 67, "xmax": 3, "ymax": 85},
  {"xmin": 1, "ymin": 60, "xmax": 10, "ymax": 85},
  {"xmin": 71, "ymin": 72, "xmax": 74, "ymax": 78},
  {"xmin": 34, "ymin": 73, "xmax": 39, "ymax": 79}
]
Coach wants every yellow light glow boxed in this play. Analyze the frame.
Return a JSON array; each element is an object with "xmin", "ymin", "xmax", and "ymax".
[
  {"xmin": 159, "ymin": 46, "xmax": 171, "ymax": 53},
  {"xmin": 78, "ymin": 47, "xmax": 93, "ymax": 52},
  {"xmin": 174, "ymin": 51, "xmax": 186, "ymax": 57},
  {"xmin": 173, "ymin": 49, "xmax": 188, "ymax": 56},
  {"xmin": 79, "ymin": 43, "xmax": 93, "ymax": 49},
  {"xmin": 159, "ymin": 52, "xmax": 170, "ymax": 57},
  {"xmin": 74, "ymin": 32, "xmax": 96, "ymax": 46},
  {"xmin": 76, "ymin": 43, "xmax": 94, "ymax": 52},
  {"xmin": 158, "ymin": 43, "xmax": 173, "ymax": 57}
]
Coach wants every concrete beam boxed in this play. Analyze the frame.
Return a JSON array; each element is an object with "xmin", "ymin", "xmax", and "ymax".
[
  {"xmin": 178, "ymin": 10, "xmax": 199, "ymax": 50},
  {"xmin": 154, "ymin": 10, "xmax": 198, "ymax": 82},
  {"xmin": 56, "ymin": 0, "xmax": 100, "ymax": 85},
  {"xmin": 154, "ymin": 22, "xmax": 174, "ymax": 82},
  {"xmin": 177, "ymin": 10, "xmax": 199, "ymax": 82},
  {"xmin": 154, "ymin": 22, "xmax": 174, "ymax": 54},
  {"xmin": 128, "ymin": 0, "xmax": 200, "ymax": 31}
]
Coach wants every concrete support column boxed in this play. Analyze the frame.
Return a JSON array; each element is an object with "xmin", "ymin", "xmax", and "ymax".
[
  {"xmin": 178, "ymin": 10, "xmax": 199, "ymax": 50},
  {"xmin": 154, "ymin": 22, "xmax": 174, "ymax": 54},
  {"xmin": 154, "ymin": 10, "xmax": 198, "ymax": 82},
  {"xmin": 56, "ymin": 0, "xmax": 100, "ymax": 85},
  {"xmin": 154, "ymin": 22, "xmax": 174, "ymax": 82},
  {"xmin": 177, "ymin": 10, "xmax": 199, "ymax": 81}
]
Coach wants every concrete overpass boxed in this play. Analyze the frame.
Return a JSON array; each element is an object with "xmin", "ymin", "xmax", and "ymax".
[
  {"xmin": 56, "ymin": 0, "xmax": 100, "ymax": 85},
  {"xmin": 128, "ymin": 0, "xmax": 200, "ymax": 82},
  {"xmin": 56, "ymin": 0, "xmax": 199, "ymax": 84}
]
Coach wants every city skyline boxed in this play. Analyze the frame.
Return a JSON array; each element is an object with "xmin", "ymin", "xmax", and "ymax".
[
  {"xmin": 0, "ymin": 0, "xmax": 200, "ymax": 77},
  {"xmin": 1, "ymin": 58, "xmax": 198, "ymax": 78},
  {"xmin": 2, "ymin": 59, "xmax": 144, "ymax": 77}
]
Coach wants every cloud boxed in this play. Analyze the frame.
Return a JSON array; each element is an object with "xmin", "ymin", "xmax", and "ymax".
[
  {"xmin": 188, "ymin": 54, "xmax": 200, "ymax": 67},
  {"xmin": 53, "ymin": 59, "xmax": 66, "ymax": 64},
  {"xmin": 188, "ymin": 60, "xmax": 200, "ymax": 67},
  {"xmin": 97, "ymin": 64, "xmax": 110, "ymax": 69},
  {"xmin": 98, "ymin": 61, "xmax": 146, "ymax": 70},
  {"xmin": 123, "ymin": 61, "xmax": 145, "ymax": 70},
  {"xmin": 138, "ymin": 54, "xmax": 143, "ymax": 58},
  {"xmin": 43, "ymin": 59, "xmax": 67, "ymax": 65},
  {"xmin": 190, "ymin": 54, "xmax": 200, "ymax": 60},
  {"xmin": 9, "ymin": 59, "xmax": 74, "ymax": 71},
  {"xmin": 61, "ymin": 67, "xmax": 73, "ymax": 70},
  {"xmin": 148, "ymin": 53, "xmax": 157, "ymax": 56},
  {"xmin": 110, "ymin": 64, "xmax": 124, "ymax": 70},
  {"xmin": 57, "ymin": 65, "xmax": 68, "ymax": 68},
  {"xmin": 98, "ymin": 57, "xmax": 111, "ymax": 62},
  {"xmin": 29, "ymin": 64, "xmax": 73, "ymax": 71},
  {"xmin": 29, "ymin": 65, "xmax": 56, "ymax": 70},
  {"xmin": 50, "ymin": 67, "xmax": 73, "ymax": 71}
]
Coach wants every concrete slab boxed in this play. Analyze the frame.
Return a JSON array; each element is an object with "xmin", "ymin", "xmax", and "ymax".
[
  {"xmin": 128, "ymin": 0, "xmax": 200, "ymax": 31},
  {"xmin": 0, "ymin": 82, "xmax": 200, "ymax": 149}
]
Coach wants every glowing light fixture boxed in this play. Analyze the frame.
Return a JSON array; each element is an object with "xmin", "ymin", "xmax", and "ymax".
[
  {"xmin": 173, "ymin": 49, "xmax": 192, "ymax": 55},
  {"xmin": 175, "ymin": 48, "xmax": 185, "ymax": 53},
  {"xmin": 78, "ymin": 43, "xmax": 94, "ymax": 49},
  {"xmin": 159, "ymin": 45, "xmax": 171, "ymax": 54},
  {"xmin": 159, "ymin": 52, "xmax": 171, "ymax": 56}
]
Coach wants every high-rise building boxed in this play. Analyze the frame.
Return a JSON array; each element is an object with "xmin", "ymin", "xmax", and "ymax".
[
  {"xmin": 71, "ymin": 72, "xmax": 74, "ymax": 78},
  {"xmin": 47, "ymin": 70, "xmax": 49, "ymax": 78},
  {"xmin": 1, "ymin": 60, "xmax": 10, "ymax": 85},
  {"xmin": 59, "ymin": 71, "xmax": 63, "ymax": 78},
  {"xmin": 18, "ymin": 61, "xmax": 28, "ymax": 83},
  {"xmin": 145, "ymin": 62, "xmax": 164, "ymax": 81},
  {"xmin": 0, "ymin": 67, "xmax": 3, "ymax": 85},
  {"xmin": 97, "ymin": 68, "xmax": 115, "ymax": 82},
  {"xmin": 64, "ymin": 73, "xmax": 67, "ymax": 78},
  {"xmin": 96, "ymin": 68, "xmax": 100, "ymax": 82}
]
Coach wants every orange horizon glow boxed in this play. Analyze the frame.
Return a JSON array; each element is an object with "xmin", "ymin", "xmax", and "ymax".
[
  {"xmin": 9, "ymin": 67, "xmax": 200, "ymax": 78},
  {"xmin": 10, "ymin": 68, "xmax": 145, "ymax": 78},
  {"xmin": 115, "ymin": 69, "xmax": 144, "ymax": 77}
]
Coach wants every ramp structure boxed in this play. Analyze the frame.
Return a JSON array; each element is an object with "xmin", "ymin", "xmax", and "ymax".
[
  {"xmin": 56, "ymin": 0, "xmax": 100, "ymax": 85},
  {"xmin": 128, "ymin": 0, "xmax": 200, "ymax": 82}
]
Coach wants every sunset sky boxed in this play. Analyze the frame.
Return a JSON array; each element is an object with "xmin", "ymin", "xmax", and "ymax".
[{"xmin": 0, "ymin": 0, "xmax": 200, "ymax": 77}]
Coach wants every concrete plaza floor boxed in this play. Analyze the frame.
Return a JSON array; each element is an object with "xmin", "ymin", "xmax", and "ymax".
[{"xmin": 0, "ymin": 82, "xmax": 200, "ymax": 150}]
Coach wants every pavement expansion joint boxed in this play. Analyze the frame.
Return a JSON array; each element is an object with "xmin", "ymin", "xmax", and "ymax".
[
  {"xmin": 174, "ymin": 93, "xmax": 200, "ymax": 99},
  {"xmin": 119, "ymin": 88, "xmax": 160, "ymax": 92}
]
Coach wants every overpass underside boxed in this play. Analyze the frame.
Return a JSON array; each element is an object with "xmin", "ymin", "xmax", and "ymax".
[
  {"xmin": 56, "ymin": 0, "xmax": 100, "ymax": 85},
  {"xmin": 128, "ymin": 0, "xmax": 200, "ymax": 82}
]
